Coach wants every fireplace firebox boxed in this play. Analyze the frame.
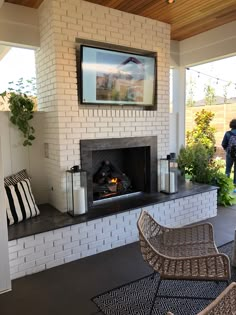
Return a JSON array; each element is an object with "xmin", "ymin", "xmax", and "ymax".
[{"xmin": 80, "ymin": 136, "xmax": 157, "ymax": 207}]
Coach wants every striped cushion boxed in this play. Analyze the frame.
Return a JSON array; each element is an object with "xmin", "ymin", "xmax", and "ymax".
[
  {"xmin": 4, "ymin": 169, "xmax": 29, "ymax": 187},
  {"xmin": 5, "ymin": 178, "xmax": 40, "ymax": 225}
]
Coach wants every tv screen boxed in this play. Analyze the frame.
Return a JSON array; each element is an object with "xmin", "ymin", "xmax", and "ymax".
[{"xmin": 79, "ymin": 45, "xmax": 156, "ymax": 106}]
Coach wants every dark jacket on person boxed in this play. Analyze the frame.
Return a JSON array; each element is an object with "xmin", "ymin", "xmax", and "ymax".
[{"xmin": 222, "ymin": 129, "xmax": 236, "ymax": 152}]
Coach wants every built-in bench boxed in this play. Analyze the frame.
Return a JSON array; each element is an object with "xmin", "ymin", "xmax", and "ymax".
[{"xmin": 8, "ymin": 182, "xmax": 218, "ymax": 280}]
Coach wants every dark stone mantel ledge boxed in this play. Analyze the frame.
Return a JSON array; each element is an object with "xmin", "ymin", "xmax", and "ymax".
[{"xmin": 8, "ymin": 182, "xmax": 218, "ymax": 241}]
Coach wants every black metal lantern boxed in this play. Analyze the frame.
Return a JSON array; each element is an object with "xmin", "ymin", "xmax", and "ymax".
[
  {"xmin": 160, "ymin": 155, "xmax": 178, "ymax": 194},
  {"xmin": 66, "ymin": 166, "xmax": 88, "ymax": 216}
]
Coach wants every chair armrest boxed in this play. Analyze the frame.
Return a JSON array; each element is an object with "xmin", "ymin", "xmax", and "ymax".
[
  {"xmin": 198, "ymin": 282, "xmax": 236, "ymax": 314},
  {"xmin": 167, "ymin": 283, "xmax": 236, "ymax": 315}
]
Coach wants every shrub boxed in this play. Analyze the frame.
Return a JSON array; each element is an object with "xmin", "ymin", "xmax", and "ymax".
[
  {"xmin": 209, "ymin": 170, "xmax": 234, "ymax": 206},
  {"xmin": 177, "ymin": 143, "xmax": 212, "ymax": 183},
  {"xmin": 186, "ymin": 109, "xmax": 216, "ymax": 157},
  {"xmin": 177, "ymin": 143, "xmax": 234, "ymax": 206}
]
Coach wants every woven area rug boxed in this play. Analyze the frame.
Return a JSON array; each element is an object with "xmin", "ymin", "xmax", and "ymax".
[{"xmin": 92, "ymin": 241, "xmax": 236, "ymax": 315}]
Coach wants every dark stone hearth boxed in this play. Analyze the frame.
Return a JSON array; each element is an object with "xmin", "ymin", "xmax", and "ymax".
[
  {"xmin": 80, "ymin": 136, "xmax": 157, "ymax": 207},
  {"xmin": 8, "ymin": 182, "xmax": 217, "ymax": 241}
]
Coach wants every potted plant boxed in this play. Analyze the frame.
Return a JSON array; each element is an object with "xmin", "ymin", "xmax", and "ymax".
[{"xmin": 0, "ymin": 77, "xmax": 36, "ymax": 146}]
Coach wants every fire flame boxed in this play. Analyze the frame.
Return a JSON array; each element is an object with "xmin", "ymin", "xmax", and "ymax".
[{"xmin": 110, "ymin": 177, "xmax": 118, "ymax": 184}]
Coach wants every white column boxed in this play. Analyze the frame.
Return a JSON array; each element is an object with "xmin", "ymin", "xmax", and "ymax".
[
  {"xmin": 0, "ymin": 134, "xmax": 11, "ymax": 293},
  {"xmin": 172, "ymin": 66, "xmax": 186, "ymax": 153}
]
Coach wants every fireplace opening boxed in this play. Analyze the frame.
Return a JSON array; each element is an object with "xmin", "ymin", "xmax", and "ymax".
[
  {"xmin": 80, "ymin": 136, "xmax": 157, "ymax": 207},
  {"xmin": 93, "ymin": 160, "xmax": 133, "ymax": 200}
]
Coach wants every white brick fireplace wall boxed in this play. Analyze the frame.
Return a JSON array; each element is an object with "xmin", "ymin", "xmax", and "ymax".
[{"xmin": 36, "ymin": 0, "xmax": 170, "ymax": 212}]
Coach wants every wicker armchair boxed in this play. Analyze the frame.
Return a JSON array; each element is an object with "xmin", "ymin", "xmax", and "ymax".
[
  {"xmin": 167, "ymin": 282, "xmax": 236, "ymax": 315},
  {"xmin": 137, "ymin": 210, "xmax": 231, "ymax": 315}
]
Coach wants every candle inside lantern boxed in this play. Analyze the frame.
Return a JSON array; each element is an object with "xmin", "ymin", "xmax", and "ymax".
[
  {"xmin": 161, "ymin": 173, "xmax": 165, "ymax": 191},
  {"xmin": 73, "ymin": 187, "xmax": 86, "ymax": 215},
  {"xmin": 165, "ymin": 172, "xmax": 176, "ymax": 193},
  {"xmin": 169, "ymin": 171, "xmax": 176, "ymax": 193}
]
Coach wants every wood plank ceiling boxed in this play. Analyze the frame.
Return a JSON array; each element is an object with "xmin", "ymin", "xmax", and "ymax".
[{"xmin": 4, "ymin": 0, "xmax": 236, "ymax": 40}]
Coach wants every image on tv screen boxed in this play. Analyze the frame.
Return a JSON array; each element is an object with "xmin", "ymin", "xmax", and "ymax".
[{"xmin": 80, "ymin": 45, "xmax": 156, "ymax": 106}]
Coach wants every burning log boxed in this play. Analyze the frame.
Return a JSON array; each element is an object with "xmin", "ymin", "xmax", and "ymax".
[{"xmin": 93, "ymin": 160, "xmax": 132, "ymax": 199}]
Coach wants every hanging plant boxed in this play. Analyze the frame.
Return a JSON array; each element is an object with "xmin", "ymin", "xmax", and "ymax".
[{"xmin": 0, "ymin": 78, "xmax": 37, "ymax": 146}]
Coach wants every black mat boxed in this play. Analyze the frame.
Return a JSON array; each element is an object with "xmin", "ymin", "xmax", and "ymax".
[{"xmin": 92, "ymin": 242, "xmax": 235, "ymax": 315}]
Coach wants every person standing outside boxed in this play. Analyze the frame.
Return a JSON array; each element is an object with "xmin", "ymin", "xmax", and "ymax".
[{"xmin": 222, "ymin": 119, "xmax": 236, "ymax": 190}]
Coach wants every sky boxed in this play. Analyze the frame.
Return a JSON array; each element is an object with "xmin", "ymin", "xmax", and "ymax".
[
  {"xmin": 0, "ymin": 47, "xmax": 36, "ymax": 94},
  {"xmin": 186, "ymin": 56, "xmax": 236, "ymax": 102}
]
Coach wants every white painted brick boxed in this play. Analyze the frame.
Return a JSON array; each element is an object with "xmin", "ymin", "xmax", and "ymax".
[
  {"xmin": 35, "ymin": 231, "xmax": 52, "ymax": 241},
  {"xmin": 11, "ymin": 271, "xmax": 26, "ymax": 280},
  {"xmin": 9, "ymin": 252, "xmax": 17, "ymax": 261},
  {"xmin": 10, "ymin": 265, "xmax": 19, "ymax": 275},
  {"xmin": 80, "ymin": 248, "xmax": 97, "ymax": 258},
  {"xmin": 125, "ymin": 235, "xmax": 138, "ymax": 244},
  {"xmin": 45, "ymin": 232, "xmax": 62, "ymax": 242},
  {"xmin": 35, "ymin": 241, "xmax": 53, "ymax": 252},
  {"xmin": 26, "ymin": 265, "xmax": 46, "ymax": 275},
  {"xmin": 111, "ymin": 239, "xmax": 126, "ymax": 248},
  {"xmin": 88, "ymin": 240, "xmax": 104, "ymax": 249},
  {"xmin": 64, "ymin": 253, "xmax": 81, "ymax": 263},
  {"xmin": 8, "ymin": 244, "xmax": 24, "ymax": 253},
  {"xmin": 45, "ymin": 245, "xmax": 63, "ymax": 256},
  {"xmin": 79, "ymin": 223, "xmax": 95, "ymax": 233},
  {"xmin": 18, "ymin": 247, "xmax": 35, "ymax": 257},
  {"xmin": 8, "ymin": 240, "xmax": 17, "ymax": 247},
  {"xmin": 18, "ymin": 261, "xmax": 35, "ymax": 272},
  {"xmin": 36, "ymin": 254, "xmax": 54, "ymax": 266},
  {"xmin": 54, "ymin": 236, "xmax": 71, "ymax": 246},
  {"xmin": 80, "ymin": 235, "xmax": 96, "ymax": 245},
  {"xmin": 10, "ymin": 257, "xmax": 24, "ymax": 267},
  {"xmin": 25, "ymin": 250, "xmax": 45, "ymax": 262},
  {"xmin": 111, "ymin": 228, "xmax": 125, "ymax": 237},
  {"xmin": 46, "ymin": 258, "xmax": 65, "ymax": 269},
  {"xmin": 102, "ymin": 224, "xmax": 116, "ymax": 233},
  {"xmin": 23, "ymin": 238, "xmax": 44, "ymax": 249},
  {"xmin": 18, "ymin": 236, "xmax": 35, "ymax": 245},
  {"xmin": 71, "ymin": 231, "xmax": 88, "ymax": 242},
  {"xmin": 62, "ymin": 229, "xmax": 79, "ymax": 238},
  {"xmin": 64, "ymin": 240, "xmax": 80, "ymax": 250},
  {"xmin": 96, "ymin": 231, "xmax": 111, "ymax": 240},
  {"xmin": 55, "ymin": 249, "xmax": 71, "ymax": 259}
]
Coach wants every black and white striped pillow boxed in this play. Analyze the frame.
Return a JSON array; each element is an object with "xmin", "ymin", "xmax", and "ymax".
[
  {"xmin": 5, "ymin": 178, "xmax": 40, "ymax": 225},
  {"xmin": 4, "ymin": 169, "xmax": 29, "ymax": 187}
]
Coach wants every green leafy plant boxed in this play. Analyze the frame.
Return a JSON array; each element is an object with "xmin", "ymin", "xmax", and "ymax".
[
  {"xmin": 177, "ymin": 142, "xmax": 212, "ymax": 183},
  {"xmin": 0, "ymin": 78, "xmax": 36, "ymax": 146},
  {"xmin": 177, "ymin": 143, "xmax": 234, "ymax": 206},
  {"xmin": 209, "ymin": 169, "xmax": 234, "ymax": 206},
  {"xmin": 186, "ymin": 109, "xmax": 216, "ymax": 157}
]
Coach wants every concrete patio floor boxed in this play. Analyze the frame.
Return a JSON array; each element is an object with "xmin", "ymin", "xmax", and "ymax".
[{"xmin": 0, "ymin": 205, "xmax": 235, "ymax": 315}]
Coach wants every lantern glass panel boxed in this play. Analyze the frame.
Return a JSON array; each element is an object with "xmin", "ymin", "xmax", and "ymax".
[
  {"xmin": 160, "ymin": 158, "xmax": 178, "ymax": 194},
  {"xmin": 66, "ymin": 169, "xmax": 88, "ymax": 216}
]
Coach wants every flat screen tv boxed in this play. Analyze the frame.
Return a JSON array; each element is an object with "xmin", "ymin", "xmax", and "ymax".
[{"xmin": 79, "ymin": 45, "xmax": 156, "ymax": 106}]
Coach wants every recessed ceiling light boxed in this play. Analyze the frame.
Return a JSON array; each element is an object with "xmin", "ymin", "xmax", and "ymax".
[{"xmin": 166, "ymin": 0, "xmax": 176, "ymax": 3}]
